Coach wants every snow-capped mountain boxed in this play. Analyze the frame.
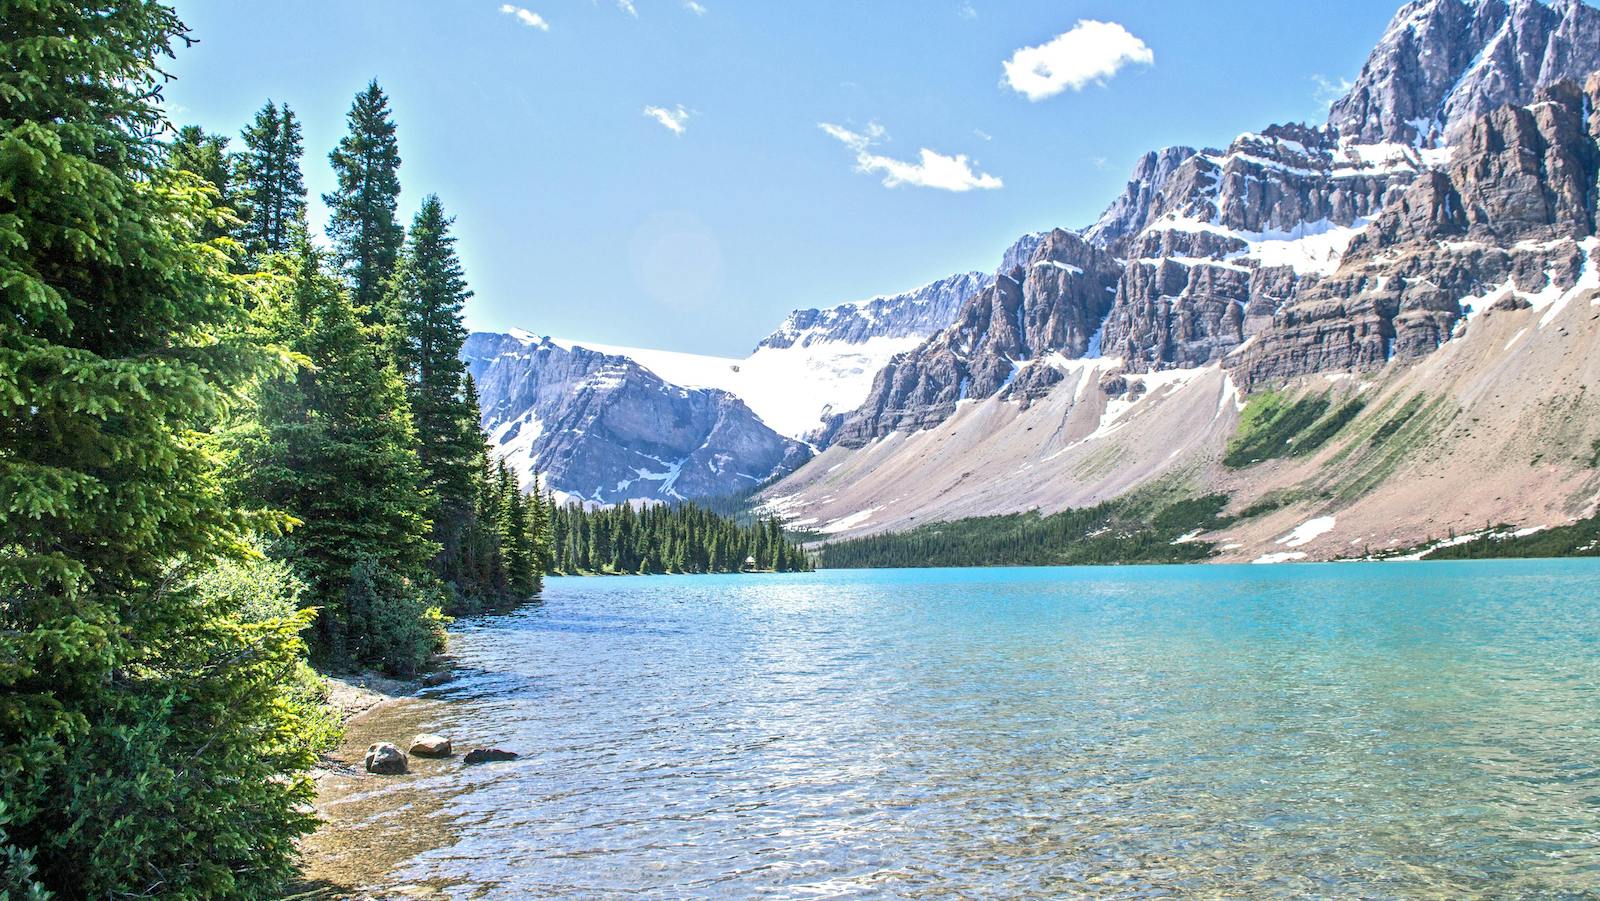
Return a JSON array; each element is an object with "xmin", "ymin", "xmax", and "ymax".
[
  {"xmin": 464, "ymin": 332, "xmax": 810, "ymax": 506},
  {"xmin": 761, "ymin": 0, "xmax": 1600, "ymax": 561},
  {"xmin": 1330, "ymin": 0, "xmax": 1600, "ymax": 144},
  {"xmin": 466, "ymin": 272, "xmax": 989, "ymax": 502}
]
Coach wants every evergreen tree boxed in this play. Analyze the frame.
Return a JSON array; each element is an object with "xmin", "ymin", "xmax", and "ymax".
[
  {"xmin": 229, "ymin": 244, "xmax": 441, "ymax": 672},
  {"xmin": 525, "ymin": 474, "xmax": 552, "ymax": 579},
  {"xmin": 325, "ymin": 80, "xmax": 403, "ymax": 321},
  {"xmin": 0, "ymin": 2, "xmax": 324, "ymax": 894},
  {"xmin": 168, "ymin": 124, "xmax": 232, "ymax": 203},
  {"xmin": 544, "ymin": 503, "xmax": 810, "ymax": 576},
  {"xmin": 235, "ymin": 99, "xmax": 307, "ymax": 260},
  {"xmin": 394, "ymin": 196, "xmax": 496, "ymax": 602}
]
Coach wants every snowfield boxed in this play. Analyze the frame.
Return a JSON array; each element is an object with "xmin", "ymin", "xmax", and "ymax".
[{"xmin": 520, "ymin": 330, "xmax": 925, "ymax": 441}]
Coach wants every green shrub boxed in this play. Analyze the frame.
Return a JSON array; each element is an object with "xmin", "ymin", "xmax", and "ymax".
[{"xmin": 343, "ymin": 559, "xmax": 450, "ymax": 677}]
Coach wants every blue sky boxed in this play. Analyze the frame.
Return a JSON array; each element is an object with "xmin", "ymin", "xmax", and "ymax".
[{"xmin": 167, "ymin": 0, "xmax": 1410, "ymax": 356}]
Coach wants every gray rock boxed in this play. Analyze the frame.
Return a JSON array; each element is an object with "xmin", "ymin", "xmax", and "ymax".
[
  {"xmin": 364, "ymin": 742, "xmax": 407, "ymax": 775},
  {"xmin": 1233, "ymin": 75, "xmax": 1600, "ymax": 388},
  {"xmin": 828, "ymin": 229, "xmax": 1123, "ymax": 446},
  {"xmin": 409, "ymin": 734, "xmax": 452, "ymax": 758}
]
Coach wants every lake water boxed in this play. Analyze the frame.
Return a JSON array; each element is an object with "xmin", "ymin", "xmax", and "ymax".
[{"xmin": 304, "ymin": 561, "xmax": 1600, "ymax": 898}]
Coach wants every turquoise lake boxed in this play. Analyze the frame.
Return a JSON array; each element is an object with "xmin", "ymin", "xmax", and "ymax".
[{"xmin": 309, "ymin": 561, "xmax": 1600, "ymax": 898}]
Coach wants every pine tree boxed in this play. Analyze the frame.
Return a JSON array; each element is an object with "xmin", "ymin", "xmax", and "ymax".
[
  {"xmin": 235, "ymin": 99, "xmax": 307, "ymax": 261},
  {"xmin": 525, "ymin": 474, "xmax": 552, "ymax": 579},
  {"xmin": 325, "ymin": 80, "xmax": 404, "ymax": 322},
  {"xmin": 229, "ymin": 243, "xmax": 440, "ymax": 672},
  {"xmin": 0, "ymin": 2, "xmax": 325, "ymax": 894}
]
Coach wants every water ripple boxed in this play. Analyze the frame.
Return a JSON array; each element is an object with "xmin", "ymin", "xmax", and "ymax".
[{"xmin": 306, "ymin": 561, "xmax": 1600, "ymax": 898}]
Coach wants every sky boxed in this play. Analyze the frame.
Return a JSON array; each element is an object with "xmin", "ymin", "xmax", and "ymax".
[{"xmin": 166, "ymin": 0, "xmax": 1412, "ymax": 356}]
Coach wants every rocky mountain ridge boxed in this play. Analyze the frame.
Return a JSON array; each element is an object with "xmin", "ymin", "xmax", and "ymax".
[
  {"xmin": 466, "ymin": 272, "xmax": 993, "ymax": 501},
  {"xmin": 760, "ymin": 1, "xmax": 1600, "ymax": 562},
  {"xmin": 464, "ymin": 332, "xmax": 811, "ymax": 505},
  {"xmin": 756, "ymin": 272, "xmax": 990, "ymax": 351},
  {"xmin": 823, "ymin": 0, "xmax": 1600, "ymax": 447},
  {"xmin": 1330, "ymin": 0, "xmax": 1600, "ymax": 144}
]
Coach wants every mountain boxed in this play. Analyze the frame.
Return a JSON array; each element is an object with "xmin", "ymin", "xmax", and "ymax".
[
  {"xmin": 1330, "ymin": 0, "xmax": 1600, "ymax": 144},
  {"xmin": 759, "ymin": 2, "xmax": 1600, "ymax": 561},
  {"xmin": 464, "ymin": 332, "xmax": 810, "ymax": 505},
  {"xmin": 465, "ymin": 272, "xmax": 988, "ymax": 503},
  {"xmin": 826, "ymin": 230, "xmax": 1122, "ymax": 447}
]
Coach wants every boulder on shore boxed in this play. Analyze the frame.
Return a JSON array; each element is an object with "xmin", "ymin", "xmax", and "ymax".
[
  {"xmin": 364, "ymin": 742, "xmax": 408, "ymax": 775},
  {"xmin": 409, "ymin": 733, "xmax": 452, "ymax": 758},
  {"xmin": 463, "ymin": 747, "xmax": 518, "ymax": 765}
]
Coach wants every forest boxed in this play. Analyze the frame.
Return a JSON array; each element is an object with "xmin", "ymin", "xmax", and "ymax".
[
  {"xmin": 0, "ymin": 5, "xmax": 822, "ymax": 895},
  {"xmin": 816, "ymin": 494, "xmax": 1232, "ymax": 569},
  {"xmin": 550, "ymin": 501, "xmax": 812, "ymax": 574},
  {"xmin": 0, "ymin": 2, "xmax": 552, "ymax": 896}
]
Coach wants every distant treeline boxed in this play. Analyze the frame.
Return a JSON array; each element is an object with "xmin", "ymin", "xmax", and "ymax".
[
  {"xmin": 1412, "ymin": 515, "xmax": 1600, "ymax": 560},
  {"xmin": 550, "ymin": 501, "xmax": 812, "ymax": 574},
  {"xmin": 816, "ymin": 494, "xmax": 1230, "ymax": 568}
]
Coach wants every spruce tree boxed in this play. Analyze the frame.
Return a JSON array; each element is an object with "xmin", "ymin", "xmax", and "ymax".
[
  {"xmin": 0, "ymin": 2, "xmax": 324, "ymax": 894},
  {"xmin": 325, "ymin": 80, "xmax": 404, "ymax": 321},
  {"xmin": 168, "ymin": 124, "xmax": 232, "ymax": 202},
  {"xmin": 394, "ymin": 196, "xmax": 494, "ymax": 601},
  {"xmin": 235, "ymin": 99, "xmax": 307, "ymax": 260},
  {"xmin": 229, "ymin": 243, "xmax": 440, "ymax": 671}
]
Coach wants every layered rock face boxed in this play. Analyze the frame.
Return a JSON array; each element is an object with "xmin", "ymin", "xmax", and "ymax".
[
  {"xmin": 757, "ymin": 271, "xmax": 989, "ymax": 350},
  {"xmin": 1097, "ymin": 127, "xmax": 1426, "ymax": 371},
  {"xmin": 1082, "ymin": 146, "xmax": 1197, "ymax": 249},
  {"xmin": 827, "ymin": 230, "xmax": 1122, "ymax": 447},
  {"xmin": 464, "ymin": 333, "xmax": 810, "ymax": 505},
  {"xmin": 1235, "ymin": 75, "xmax": 1600, "ymax": 386},
  {"xmin": 1330, "ymin": 0, "xmax": 1600, "ymax": 144}
]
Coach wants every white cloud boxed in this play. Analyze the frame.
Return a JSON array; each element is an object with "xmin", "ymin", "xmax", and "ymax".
[
  {"xmin": 819, "ymin": 122, "xmax": 1002, "ymax": 192},
  {"xmin": 498, "ymin": 3, "xmax": 550, "ymax": 30},
  {"xmin": 617, "ymin": 0, "xmax": 638, "ymax": 16},
  {"xmin": 684, "ymin": 0, "xmax": 707, "ymax": 14},
  {"xmin": 973, "ymin": 128, "xmax": 992, "ymax": 142},
  {"xmin": 644, "ymin": 104, "xmax": 692, "ymax": 135},
  {"xmin": 1312, "ymin": 74, "xmax": 1354, "ymax": 109},
  {"xmin": 1001, "ymin": 20, "xmax": 1153, "ymax": 101},
  {"xmin": 958, "ymin": 2, "xmax": 977, "ymax": 19}
]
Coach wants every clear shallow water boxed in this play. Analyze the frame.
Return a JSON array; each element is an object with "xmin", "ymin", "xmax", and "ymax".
[{"xmin": 309, "ymin": 561, "xmax": 1600, "ymax": 898}]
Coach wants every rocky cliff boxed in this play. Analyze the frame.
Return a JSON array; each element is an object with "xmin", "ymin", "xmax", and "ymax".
[
  {"xmin": 1330, "ymin": 0, "xmax": 1600, "ymax": 144},
  {"xmin": 1235, "ymin": 74, "xmax": 1600, "ymax": 386},
  {"xmin": 821, "ymin": 0, "xmax": 1600, "ymax": 447},
  {"xmin": 826, "ymin": 230, "xmax": 1123, "ymax": 447}
]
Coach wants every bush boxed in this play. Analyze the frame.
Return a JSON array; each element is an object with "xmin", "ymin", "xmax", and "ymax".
[
  {"xmin": 343, "ymin": 559, "xmax": 450, "ymax": 677},
  {"xmin": 16, "ymin": 550, "xmax": 333, "ymax": 898}
]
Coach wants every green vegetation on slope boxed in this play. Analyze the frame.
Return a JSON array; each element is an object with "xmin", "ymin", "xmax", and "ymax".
[
  {"xmin": 816, "ymin": 493, "xmax": 1232, "ymax": 569},
  {"xmin": 1223, "ymin": 391, "xmax": 1365, "ymax": 468},
  {"xmin": 1419, "ymin": 518, "xmax": 1600, "ymax": 559}
]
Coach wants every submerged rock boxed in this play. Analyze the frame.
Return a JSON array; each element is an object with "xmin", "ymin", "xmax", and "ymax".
[
  {"xmin": 409, "ymin": 733, "xmax": 452, "ymax": 758},
  {"xmin": 463, "ymin": 747, "xmax": 518, "ymax": 765},
  {"xmin": 364, "ymin": 742, "xmax": 407, "ymax": 775}
]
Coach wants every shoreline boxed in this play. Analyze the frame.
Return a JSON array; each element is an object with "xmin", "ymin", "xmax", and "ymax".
[{"xmin": 322, "ymin": 672, "xmax": 423, "ymax": 725}]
